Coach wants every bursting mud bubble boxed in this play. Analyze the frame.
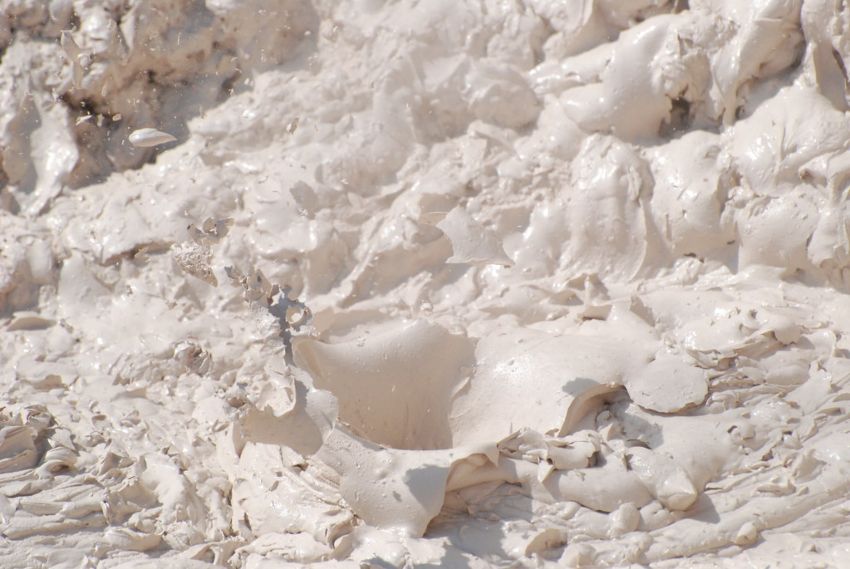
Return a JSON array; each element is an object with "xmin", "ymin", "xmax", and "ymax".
[{"xmin": 3, "ymin": 1, "xmax": 850, "ymax": 567}]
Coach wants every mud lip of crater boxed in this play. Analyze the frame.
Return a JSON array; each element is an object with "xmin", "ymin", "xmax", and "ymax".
[{"xmin": 291, "ymin": 316, "xmax": 693, "ymax": 452}]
